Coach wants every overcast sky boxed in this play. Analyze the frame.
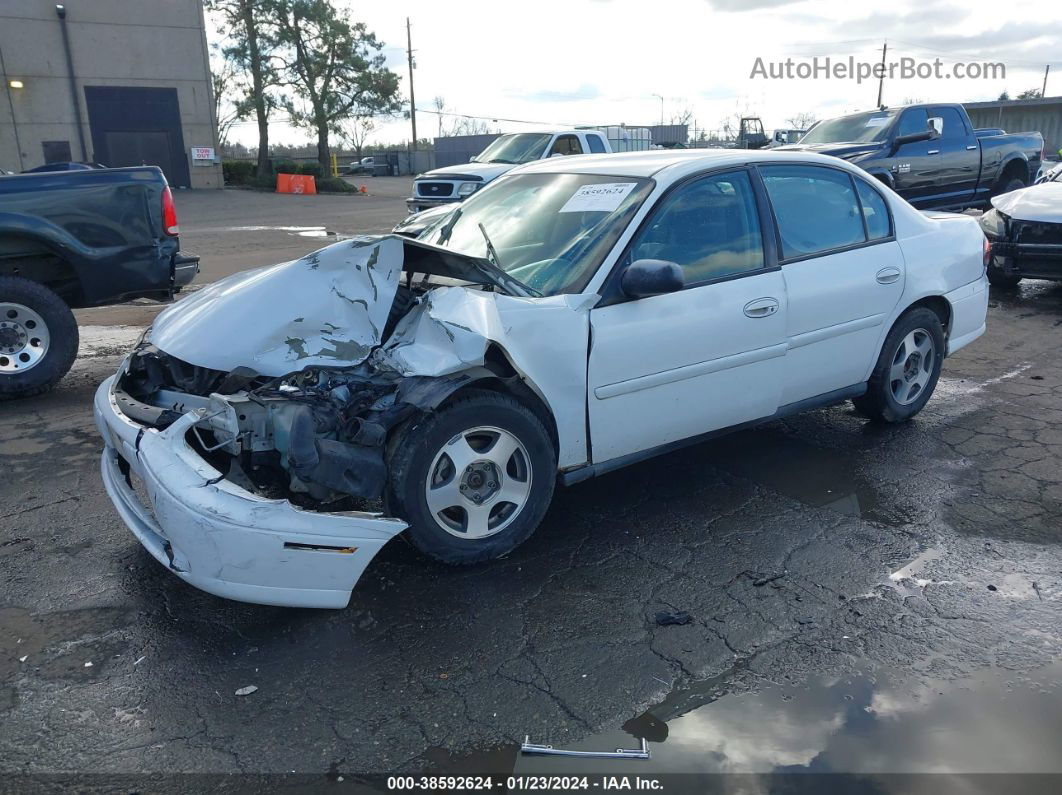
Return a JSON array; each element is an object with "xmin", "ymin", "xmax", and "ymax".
[{"xmin": 214, "ymin": 0, "xmax": 1061, "ymax": 148}]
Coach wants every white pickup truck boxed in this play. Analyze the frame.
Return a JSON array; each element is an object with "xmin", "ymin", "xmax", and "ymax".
[{"xmin": 407, "ymin": 130, "xmax": 613, "ymax": 213}]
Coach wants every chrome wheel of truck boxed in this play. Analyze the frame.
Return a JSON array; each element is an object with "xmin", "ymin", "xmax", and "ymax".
[
  {"xmin": 0, "ymin": 276, "xmax": 78, "ymax": 399},
  {"xmin": 0, "ymin": 301, "xmax": 51, "ymax": 374}
]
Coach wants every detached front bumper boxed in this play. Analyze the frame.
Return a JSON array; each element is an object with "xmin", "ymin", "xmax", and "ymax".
[{"xmin": 94, "ymin": 375, "xmax": 407, "ymax": 609}]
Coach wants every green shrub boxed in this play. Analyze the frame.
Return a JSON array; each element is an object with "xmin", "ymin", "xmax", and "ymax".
[
  {"xmin": 222, "ymin": 159, "xmax": 255, "ymax": 185},
  {"xmin": 316, "ymin": 177, "xmax": 357, "ymax": 193},
  {"xmin": 252, "ymin": 173, "xmax": 277, "ymax": 190},
  {"xmin": 273, "ymin": 159, "xmax": 299, "ymax": 175},
  {"xmin": 297, "ymin": 161, "xmax": 323, "ymax": 178}
]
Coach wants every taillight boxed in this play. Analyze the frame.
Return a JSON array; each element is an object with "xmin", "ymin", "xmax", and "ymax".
[
  {"xmin": 162, "ymin": 186, "xmax": 179, "ymax": 236},
  {"xmin": 983, "ymin": 236, "xmax": 992, "ymax": 270}
]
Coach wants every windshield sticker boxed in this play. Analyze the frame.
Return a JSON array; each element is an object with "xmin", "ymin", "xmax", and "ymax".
[
  {"xmin": 864, "ymin": 117, "xmax": 890, "ymax": 127},
  {"xmin": 559, "ymin": 182, "xmax": 637, "ymax": 213}
]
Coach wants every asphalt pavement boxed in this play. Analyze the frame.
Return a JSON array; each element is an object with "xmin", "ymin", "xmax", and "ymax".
[{"xmin": 2, "ymin": 187, "xmax": 1061, "ymax": 785}]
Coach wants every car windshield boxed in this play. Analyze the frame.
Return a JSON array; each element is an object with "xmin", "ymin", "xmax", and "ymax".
[
  {"xmin": 473, "ymin": 133, "xmax": 553, "ymax": 164},
  {"xmin": 799, "ymin": 110, "xmax": 898, "ymax": 145},
  {"xmin": 422, "ymin": 172, "xmax": 653, "ymax": 296}
]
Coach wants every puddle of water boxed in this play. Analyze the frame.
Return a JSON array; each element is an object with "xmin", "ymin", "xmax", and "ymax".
[
  {"xmin": 707, "ymin": 427, "xmax": 904, "ymax": 526},
  {"xmin": 436, "ymin": 661, "xmax": 1062, "ymax": 776}
]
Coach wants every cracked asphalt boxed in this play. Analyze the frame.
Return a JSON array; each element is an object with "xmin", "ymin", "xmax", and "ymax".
[{"xmin": 2, "ymin": 203, "xmax": 1061, "ymax": 780}]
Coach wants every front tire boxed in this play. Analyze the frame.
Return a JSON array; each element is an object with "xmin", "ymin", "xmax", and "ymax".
[
  {"xmin": 987, "ymin": 261, "xmax": 1021, "ymax": 288},
  {"xmin": 853, "ymin": 307, "xmax": 945, "ymax": 423},
  {"xmin": 385, "ymin": 389, "xmax": 556, "ymax": 564},
  {"xmin": 0, "ymin": 276, "xmax": 78, "ymax": 399}
]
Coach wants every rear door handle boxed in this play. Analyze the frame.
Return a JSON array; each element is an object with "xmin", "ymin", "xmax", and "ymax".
[
  {"xmin": 966, "ymin": 145, "xmax": 978, "ymax": 150},
  {"xmin": 743, "ymin": 297, "xmax": 779, "ymax": 318},
  {"xmin": 876, "ymin": 266, "xmax": 902, "ymax": 284},
  {"xmin": 927, "ymin": 149, "xmax": 940, "ymax": 155}
]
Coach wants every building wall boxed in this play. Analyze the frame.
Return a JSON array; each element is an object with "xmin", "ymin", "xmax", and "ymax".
[
  {"xmin": 964, "ymin": 97, "xmax": 1062, "ymax": 164},
  {"xmin": 0, "ymin": 0, "xmax": 221, "ymax": 188}
]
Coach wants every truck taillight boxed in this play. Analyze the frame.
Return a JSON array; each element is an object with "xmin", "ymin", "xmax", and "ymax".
[
  {"xmin": 162, "ymin": 186, "xmax": 179, "ymax": 236},
  {"xmin": 983, "ymin": 236, "xmax": 992, "ymax": 270}
]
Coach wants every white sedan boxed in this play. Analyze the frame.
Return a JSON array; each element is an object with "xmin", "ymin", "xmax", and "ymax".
[{"xmin": 95, "ymin": 149, "xmax": 990, "ymax": 608}]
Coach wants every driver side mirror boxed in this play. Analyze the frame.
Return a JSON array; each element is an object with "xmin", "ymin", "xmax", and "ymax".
[
  {"xmin": 892, "ymin": 125, "xmax": 940, "ymax": 151},
  {"xmin": 621, "ymin": 259, "xmax": 684, "ymax": 299}
]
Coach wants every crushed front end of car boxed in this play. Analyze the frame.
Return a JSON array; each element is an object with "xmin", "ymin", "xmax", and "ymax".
[
  {"xmin": 95, "ymin": 235, "xmax": 592, "ymax": 607},
  {"xmin": 980, "ymin": 184, "xmax": 1062, "ymax": 285}
]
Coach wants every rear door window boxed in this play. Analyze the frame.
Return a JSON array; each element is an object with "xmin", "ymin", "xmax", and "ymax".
[
  {"xmin": 549, "ymin": 135, "xmax": 584, "ymax": 156},
  {"xmin": 586, "ymin": 134, "xmax": 607, "ymax": 154},
  {"xmin": 929, "ymin": 106, "xmax": 968, "ymax": 141},
  {"xmin": 760, "ymin": 165, "xmax": 867, "ymax": 259}
]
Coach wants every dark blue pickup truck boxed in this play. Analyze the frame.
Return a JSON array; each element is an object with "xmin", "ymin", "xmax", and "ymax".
[
  {"xmin": 0, "ymin": 166, "xmax": 197, "ymax": 398},
  {"xmin": 781, "ymin": 103, "xmax": 1044, "ymax": 210}
]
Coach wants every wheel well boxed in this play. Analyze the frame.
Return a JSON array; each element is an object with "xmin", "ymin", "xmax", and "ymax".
[
  {"xmin": 908, "ymin": 296, "xmax": 952, "ymax": 337},
  {"xmin": 452, "ymin": 344, "xmax": 560, "ymax": 454},
  {"xmin": 999, "ymin": 159, "xmax": 1028, "ymax": 186},
  {"xmin": 0, "ymin": 241, "xmax": 81, "ymax": 304}
]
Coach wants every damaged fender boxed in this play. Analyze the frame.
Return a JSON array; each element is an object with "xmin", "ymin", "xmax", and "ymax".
[{"xmin": 374, "ymin": 287, "xmax": 596, "ymax": 468}]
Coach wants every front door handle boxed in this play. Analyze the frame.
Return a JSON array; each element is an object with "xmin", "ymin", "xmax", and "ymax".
[
  {"xmin": 744, "ymin": 297, "xmax": 779, "ymax": 318},
  {"xmin": 927, "ymin": 149, "xmax": 940, "ymax": 155},
  {"xmin": 876, "ymin": 266, "xmax": 902, "ymax": 284}
]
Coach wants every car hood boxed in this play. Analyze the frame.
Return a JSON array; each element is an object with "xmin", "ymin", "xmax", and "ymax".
[
  {"xmin": 777, "ymin": 141, "xmax": 886, "ymax": 160},
  {"xmin": 416, "ymin": 162, "xmax": 516, "ymax": 182},
  {"xmin": 148, "ymin": 235, "xmax": 533, "ymax": 377},
  {"xmin": 990, "ymin": 182, "xmax": 1062, "ymax": 223}
]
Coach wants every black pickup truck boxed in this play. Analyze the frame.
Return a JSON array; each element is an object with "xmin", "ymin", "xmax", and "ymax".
[
  {"xmin": 781, "ymin": 103, "xmax": 1044, "ymax": 210},
  {"xmin": 0, "ymin": 166, "xmax": 198, "ymax": 398}
]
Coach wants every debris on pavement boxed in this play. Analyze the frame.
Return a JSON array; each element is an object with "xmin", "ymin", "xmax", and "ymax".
[
  {"xmin": 753, "ymin": 573, "xmax": 786, "ymax": 587},
  {"xmin": 521, "ymin": 736, "xmax": 650, "ymax": 759},
  {"xmin": 653, "ymin": 610, "xmax": 693, "ymax": 626},
  {"xmin": 235, "ymin": 685, "xmax": 258, "ymax": 696}
]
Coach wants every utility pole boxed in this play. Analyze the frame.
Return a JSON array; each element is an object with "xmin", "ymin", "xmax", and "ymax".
[
  {"xmin": 1043, "ymin": 65, "xmax": 1050, "ymax": 98},
  {"xmin": 876, "ymin": 39, "xmax": 887, "ymax": 108},
  {"xmin": 652, "ymin": 93, "xmax": 664, "ymax": 127},
  {"xmin": 406, "ymin": 17, "xmax": 417, "ymax": 150}
]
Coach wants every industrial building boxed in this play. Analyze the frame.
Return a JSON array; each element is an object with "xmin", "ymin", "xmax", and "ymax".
[
  {"xmin": 964, "ymin": 95, "xmax": 1062, "ymax": 161},
  {"xmin": 0, "ymin": 0, "xmax": 221, "ymax": 188}
]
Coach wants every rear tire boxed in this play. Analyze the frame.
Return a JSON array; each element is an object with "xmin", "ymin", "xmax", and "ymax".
[
  {"xmin": 0, "ymin": 276, "xmax": 78, "ymax": 399},
  {"xmin": 852, "ymin": 307, "xmax": 945, "ymax": 423},
  {"xmin": 385, "ymin": 389, "xmax": 556, "ymax": 564},
  {"xmin": 993, "ymin": 176, "xmax": 1025, "ymax": 197}
]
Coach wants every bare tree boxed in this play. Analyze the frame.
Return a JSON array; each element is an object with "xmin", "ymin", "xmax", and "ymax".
[
  {"xmin": 209, "ymin": 44, "xmax": 249, "ymax": 148},
  {"xmin": 668, "ymin": 106, "xmax": 695, "ymax": 126},
  {"xmin": 342, "ymin": 116, "xmax": 376, "ymax": 161},
  {"xmin": 1017, "ymin": 88, "xmax": 1043, "ymax": 99},
  {"xmin": 785, "ymin": 111, "xmax": 817, "ymax": 130},
  {"xmin": 432, "ymin": 96, "xmax": 447, "ymax": 138}
]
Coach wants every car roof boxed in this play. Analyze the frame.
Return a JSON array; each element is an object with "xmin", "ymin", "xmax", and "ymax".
[{"xmin": 510, "ymin": 148, "xmax": 858, "ymax": 182}]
